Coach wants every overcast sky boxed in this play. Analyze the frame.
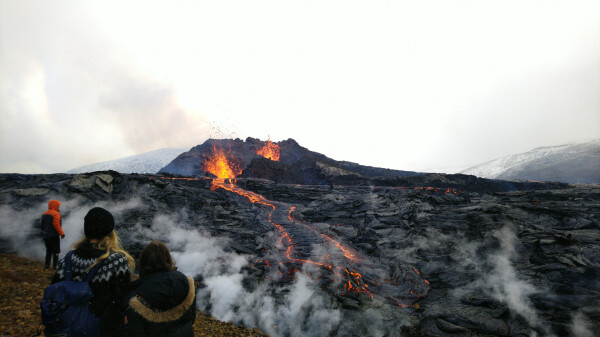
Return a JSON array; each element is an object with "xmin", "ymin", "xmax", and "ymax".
[{"xmin": 1, "ymin": 0, "xmax": 598, "ymax": 174}]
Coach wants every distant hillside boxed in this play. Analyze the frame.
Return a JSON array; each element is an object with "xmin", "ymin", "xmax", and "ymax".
[
  {"xmin": 461, "ymin": 139, "xmax": 600, "ymax": 183},
  {"xmin": 68, "ymin": 148, "xmax": 187, "ymax": 174}
]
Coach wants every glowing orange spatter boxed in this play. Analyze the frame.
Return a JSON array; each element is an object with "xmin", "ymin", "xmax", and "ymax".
[
  {"xmin": 256, "ymin": 139, "xmax": 280, "ymax": 161},
  {"xmin": 202, "ymin": 146, "xmax": 241, "ymax": 179}
]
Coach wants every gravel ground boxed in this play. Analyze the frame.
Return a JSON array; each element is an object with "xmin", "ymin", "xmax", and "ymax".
[{"xmin": 0, "ymin": 253, "xmax": 268, "ymax": 337}]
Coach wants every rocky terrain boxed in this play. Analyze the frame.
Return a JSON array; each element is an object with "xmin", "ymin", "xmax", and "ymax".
[{"xmin": 0, "ymin": 171, "xmax": 598, "ymax": 336}]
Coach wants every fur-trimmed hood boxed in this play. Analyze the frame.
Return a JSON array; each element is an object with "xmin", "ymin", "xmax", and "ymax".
[{"xmin": 126, "ymin": 270, "xmax": 195, "ymax": 323}]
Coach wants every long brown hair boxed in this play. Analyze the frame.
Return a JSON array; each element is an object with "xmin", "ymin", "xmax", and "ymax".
[
  {"xmin": 73, "ymin": 230, "xmax": 135, "ymax": 271},
  {"xmin": 139, "ymin": 241, "xmax": 176, "ymax": 278}
]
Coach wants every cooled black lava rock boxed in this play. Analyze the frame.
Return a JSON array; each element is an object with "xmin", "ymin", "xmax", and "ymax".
[{"xmin": 1, "ymin": 171, "xmax": 598, "ymax": 336}]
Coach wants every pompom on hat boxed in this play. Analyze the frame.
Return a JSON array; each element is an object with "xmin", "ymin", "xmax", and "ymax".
[{"xmin": 84, "ymin": 207, "xmax": 115, "ymax": 239}]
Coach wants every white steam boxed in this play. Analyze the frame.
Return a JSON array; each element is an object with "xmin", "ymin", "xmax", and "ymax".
[
  {"xmin": 137, "ymin": 211, "xmax": 342, "ymax": 337},
  {"xmin": 0, "ymin": 202, "xmax": 48, "ymax": 258},
  {"xmin": 0, "ymin": 197, "xmax": 346, "ymax": 336},
  {"xmin": 486, "ymin": 227, "xmax": 539, "ymax": 327},
  {"xmin": 446, "ymin": 225, "xmax": 550, "ymax": 335},
  {"xmin": 0, "ymin": 196, "xmax": 145, "ymax": 260},
  {"xmin": 570, "ymin": 312, "xmax": 594, "ymax": 337}
]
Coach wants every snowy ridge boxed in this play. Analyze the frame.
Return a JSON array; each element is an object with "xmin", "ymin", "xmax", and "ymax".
[
  {"xmin": 461, "ymin": 139, "xmax": 600, "ymax": 183},
  {"xmin": 462, "ymin": 144, "xmax": 571, "ymax": 178},
  {"xmin": 68, "ymin": 148, "xmax": 187, "ymax": 174}
]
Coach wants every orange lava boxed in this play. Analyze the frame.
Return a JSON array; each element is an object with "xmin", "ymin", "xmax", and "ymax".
[
  {"xmin": 256, "ymin": 138, "xmax": 280, "ymax": 161},
  {"xmin": 202, "ymin": 146, "xmax": 242, "ymax": 179},
  {"xmin": 288, "ymin": 207, "xmax": 360, "ymax": 262},
  {"xmin": 211, "ymin": 179, "xmax": 374, "ymax": 298},
  {"xmin": 199, "ymin": 145, "xmax": 428, "ymax": 305}
]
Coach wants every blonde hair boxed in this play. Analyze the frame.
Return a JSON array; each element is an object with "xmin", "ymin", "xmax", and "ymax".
[{"xmin": 73, "ymin": 230, "xmax": 135, "ymax": 271}]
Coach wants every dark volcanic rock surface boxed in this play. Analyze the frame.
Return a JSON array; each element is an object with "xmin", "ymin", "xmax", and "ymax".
[{"xmin": 1, "ymin": 171, "xmax": 598, "ymax": 336}]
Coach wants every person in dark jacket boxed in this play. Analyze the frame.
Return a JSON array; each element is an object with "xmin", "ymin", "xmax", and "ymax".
[
  {"xmin": 121, "ymin": 241, "xmax": 196, "ymax": 337},
  {"xmin": 40, "ymin": 199, "xmax": 65, "ymax": 269},
  {"xmin": 52, "ymin": 207, "xmax": 135, "ymax": 337}
]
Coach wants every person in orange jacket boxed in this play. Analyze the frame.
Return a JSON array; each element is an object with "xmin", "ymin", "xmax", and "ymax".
[{"xmin": 40, "ymin": 199, "xmax": 65, "ymax": 269}]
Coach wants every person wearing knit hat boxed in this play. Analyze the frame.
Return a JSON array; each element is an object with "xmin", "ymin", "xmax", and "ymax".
[{"xmin": 51, "ymin": 207, "xmax": 135, "ymax": 337}]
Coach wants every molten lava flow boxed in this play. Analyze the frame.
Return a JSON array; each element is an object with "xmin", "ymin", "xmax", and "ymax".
[
  {"xmin": 288, "ymin": 207, "xmax": 360, "ymax": 262},
  {"xmin": 163, "ymin": 167, "xmax": 431, "ymax": 307},
  {"xmin": 202, "ymin": 146, "xmax": 242, "ymax": 179},
  {"xmin": 208, "ymin": 174, "xmax": 428, "ymax": 307},
  {"xmin": 256, "ymin": 138, "xmax": 280, "ymax": 161}
]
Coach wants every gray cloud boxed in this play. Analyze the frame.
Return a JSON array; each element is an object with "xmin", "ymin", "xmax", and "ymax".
[
  {"xmin": 0, "ymin": 2, "xmax": 210, "ymax": 173},
  {"xmin": 99, "ymin": 72, "xmax": 211, "ymax": 153}
]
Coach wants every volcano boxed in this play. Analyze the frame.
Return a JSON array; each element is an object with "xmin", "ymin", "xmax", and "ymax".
[
  {"xmin": 159, "ymin": 137, "xmax": 421, "ymax": 184},
  {"xmin": 1, "ymin": 138, "xmax": 597, "ymax": 337},
  {"xmin": 160, "ymin": 138, "xmax": 567, "ymax": 192}
]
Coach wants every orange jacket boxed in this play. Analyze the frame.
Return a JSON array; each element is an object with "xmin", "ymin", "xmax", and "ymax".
[{"xmin": 43, "ymin": 200, "xmax": 64, "ymax": 236}]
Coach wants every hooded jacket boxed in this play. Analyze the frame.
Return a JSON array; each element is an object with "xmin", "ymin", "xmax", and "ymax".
[
  {"xmin": 41, "ymin": 200, "xmax": 64, "ymax": 236},
  {"xmin": 121, "ymin": 270, "xmax": 196, "ymax": 337}
]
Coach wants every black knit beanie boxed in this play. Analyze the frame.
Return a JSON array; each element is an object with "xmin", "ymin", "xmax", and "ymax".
[{"xmin": 84, "ymin": 207, "xmax": 115, "ymax": 240}]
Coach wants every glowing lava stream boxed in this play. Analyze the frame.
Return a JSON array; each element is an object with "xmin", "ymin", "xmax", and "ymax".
[
  {"xmin": 210, "ymin": 179, "xmax": 374, "ymax": 296},
  {"xmin": 287, "ymin": 207, "xmax": 359, "ymax": 263},
  {"xmin": 210, "ymin": 179, "xmax": 434, "ymax": 306},
  {"xmin": 162, "ymin": 175, "xmax": 429, "ymax": 307},
  {"xmin": 195, "ymin": 144, "xmax": 428, "ymax": 306}
]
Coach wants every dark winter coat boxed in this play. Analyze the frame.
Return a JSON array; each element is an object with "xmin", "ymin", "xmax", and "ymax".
[
  {"xmin": 52, "ymin": 241, "xmax": 131, "ymax": 337},
  {"xmin": 121, "ymin": 270, "xmax": 196, "ymax": 337}
]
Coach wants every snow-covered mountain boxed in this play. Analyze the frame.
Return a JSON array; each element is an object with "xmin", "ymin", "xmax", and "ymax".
[
  {"xmin": 461, "ymin": 139, "xmax": 600, "ymax": 183},
  {"xmin": 68, "ymin": 148, "xmax": 188, "ymax": 174}
]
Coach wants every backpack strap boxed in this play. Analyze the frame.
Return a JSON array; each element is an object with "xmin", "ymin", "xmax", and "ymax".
[{"xmin": 64, "ymin": 250, "xmax": 104, "ymax": 283}]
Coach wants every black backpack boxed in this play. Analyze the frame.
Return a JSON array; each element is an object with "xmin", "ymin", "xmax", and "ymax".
[
  {"xmin": 40, "ymin": 214, "xmax": 58, "ymax": 238},
  {"xmin": 40, "ymin": 251, "xmax": 103, "ymax": 337}
]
